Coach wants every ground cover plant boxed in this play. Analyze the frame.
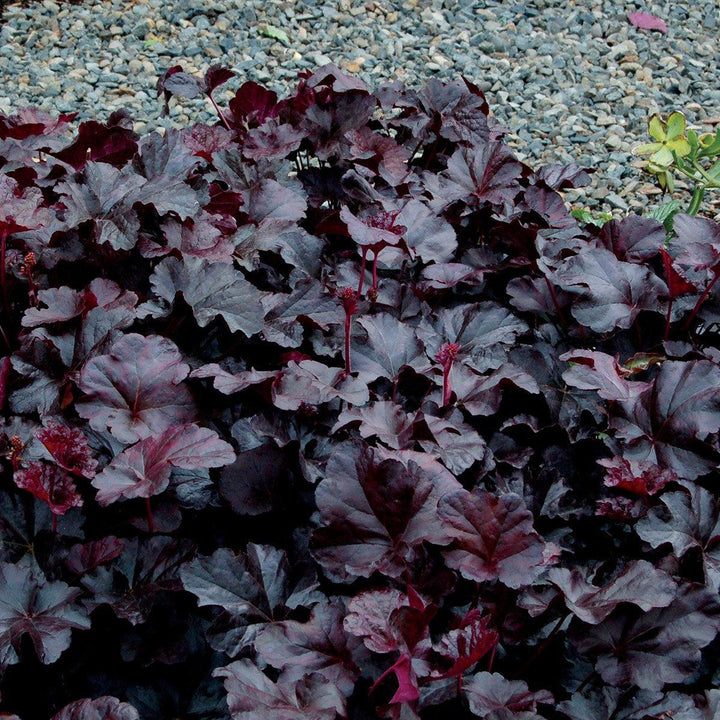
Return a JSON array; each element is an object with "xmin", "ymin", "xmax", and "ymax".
[{"xmin": 1, "ymin": 64, "xmax": 720, "ymax": 719}]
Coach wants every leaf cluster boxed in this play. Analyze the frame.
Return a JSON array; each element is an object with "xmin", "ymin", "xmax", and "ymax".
[{"xmin": 0, "ymin": 66, "xmax": 720, "ymax": 719}]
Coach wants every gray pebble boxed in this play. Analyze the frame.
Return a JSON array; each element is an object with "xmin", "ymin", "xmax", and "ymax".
[{"xmin": 0, "ymin": 0, "xmax": 716, "ymax": 219}]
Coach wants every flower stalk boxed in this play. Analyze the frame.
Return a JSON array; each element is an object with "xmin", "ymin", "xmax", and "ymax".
[
  {"xmin": 340, "ymin": 287, "xmax": 358, "ymax": 374},
  {"xmin": 436, "ymin": 342, "xmax": 460, "ymax": 407}
]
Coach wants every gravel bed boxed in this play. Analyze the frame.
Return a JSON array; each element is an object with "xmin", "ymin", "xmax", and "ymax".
[{"xmin": 1, "ymin": 0, "xmax": 719, "ymax": 217}]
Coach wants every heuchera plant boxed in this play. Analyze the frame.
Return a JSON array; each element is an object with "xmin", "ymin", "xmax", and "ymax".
[{"xmin": 0, "ymin": 65, "xmax": 719, "ymax": 719}]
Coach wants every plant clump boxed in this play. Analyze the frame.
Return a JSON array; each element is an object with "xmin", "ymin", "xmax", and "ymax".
[{"xmin": 0, "ymin": 65, "xmax": 719, "ymax": 719}]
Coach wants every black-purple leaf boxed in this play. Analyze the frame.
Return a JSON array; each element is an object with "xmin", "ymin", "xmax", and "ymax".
[
  {"xmin": 214, "ymin": 659, "xmax": 346, "ymax": 720},
  {"xmin": 228, "ymin": 81, "xmax": 279, "ymax": 126},
  {"xmin": 333, "ymin": 402, "xmax": 415, "ymax": 450},
  {"xmin": 572, "ymin": 584, "xmax": 720, "ymax": 690},
  {"xmin": 66, "ymin": 537, "xmax": 126, "ymax": 576},
  {"xmin": 183, "ymin": 123, "xmax": 234, "ymax": 159},
  {"xmin": 429, "ymin": 143, "xmax": 523, "ymax": 211},
  {"xmin": 190, "ymin": 363, "xmax": 275, "ymax": 395},
  {"xmin": 464, "ymin": 672, "xmax": 553, "ymax": 718},
  {"xmin": 671, "ymin": 213, "xmax": 720, "ymax": 273},
  {"xmin": 393, "ymin": 78, "xmax": 491, "ymax": 145},
  {"xmin": 416, "ymin": 411, "xmax": 491, "ymax": 475},
  {"xmin": 203, "ymin": 65, "xmax": 235, "ymax": 95},
  {"xmin": 560, "ymin": 350, "xmax": 650, "ymax": 403},
  {"xmin": 0, "ymin": 555, "xmax": 90, "ymax": 665},
  {"xmin": 418, "ymin": 262, "xmax": 484, "ymax": 290},
  {"xmin": 396, "ymin": 198, "xmax": 457, "ymax": 263},
  {"xmin": 52, "ymin": 113, "xmax": 138, "ymax": 170},
  {"xmin": 13, "ymin": 461, "xmax": 83, "ymax": 517},
  {"xmin": 158, "ymin": 67, "xmax": 204, "ymax": 100},
  {"xmin": 92, "ymin": 423, "xmax": 235, "ymax": 505},
  {"xmin": 438, "ymin": 489, "xmax": 546, "ymax": 588},
  {"xmin": 0, "ymin": 173, "xmax": 50, "ymax": 233},
  {"xmin": 254, "ymin": 601, "xmax": 364, "ymax": 697},
  {"xmin": 521, "ymin": 185, "xmax": 577, "ymax": 229},
  {"xmin": 80, "ymin": 536, "xmax": 195, "ymax": 625},
  {"xmin": 419, "ymin": 302, "xmax": 528, "ymax": 373},
  {"xmin": 218, "ymin": 441, "xmax": 295, "ymax": 516},
  {"xmin": 346, "ymin": 126, "xmax": 411, "ymax": 186},
  {"xmin": 535, "ymin": 163, "xmax": 593, "ymax": 190},
  {"xmin": 344, "ymin": 588, "xmax": 432, "ymax": 657},
  {"xmin": 453, "ymin": 363, "xmax": 540, "ymax": 417},
  {"xmin": 58, "ymin": 161, "xmax": 145, "ymax": 250},
  {"xmin": 77, "ymin": 333, "xmax": 196, "ymax": 443},
  {"xmin": 243, "ymin": 118, "xmax": 305, "ymax": 161},
  {"xmin": 263, "ymin": 278, "xmax": 344, "ymax": 348},
  {"xmin": 553, "ymin": 248, "xmax": 667, "ymax": 333},
  {"xmin": 352, "ymin": 313, "xmax": 427, "ymax": 383},
  {"xmin": 558, "ymin": 687, "xmax": 707, "ymax": 720},
  {"xmin": 21, "ymin": 287, "xmax": 87, "ymax": 328},
  {"xmin": 132, "ymin": 129, "xmax": 202, "ymax": 219},
  {"xmin": 597, "ymin": 215, "xmax": 666, "ymax": 263},
  {"xmin": 546, "ymin": 560, "xmax": 676, "ymax": 624},
  {"xmin": 611, "ymin": 360, "xmax": 720, "ymax": 480},
  {"xmin": 272, "ymin": 360, "xmax": 368, "ymax": 410},
  {"xmin": 636, "ymin": 483, "xmax": 720, "ymax": 591},
  {"xmin": 51, "ymin": 696, "xmax": 140, "ymax": 720},
  {"xmin": 598, "ymin": 456, "xmax": 675, "ymax": 497},
  {"xmin": 181, "ymin": 544, "xmax": 322, "ymax": 656},
  {"xmin": 9, "ymin": 336, "xmax": 67, "ymax": 415},
  {"xmin": 310, "ymin": 443, "xmax": 459, "ymax": 582},
  {"xmin": 145, "ymin": 212, "xmax": 234, "ymax": 262},
  {"xmin": 245, "ymin": 179, "xmax": 306, "ymax": 225},
  {"xmin": 149, "ymin": 256, "xmax": 264, "ymax": 337}
]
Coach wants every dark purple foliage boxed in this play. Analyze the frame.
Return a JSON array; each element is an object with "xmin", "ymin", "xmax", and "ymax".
[
  {"xmin": 438, "ymin": 489, "xmax": 547, "ymax": 588},
  {"xmin": 0, "ymin": 66, "xmax": 719, "ymax": 720},
  {"xmin": 50, "ymin": 696, "xmax": 139, "ymax": 720},
  {"xmin": 0, "ymin": 556, "xmax": 90, "ymax": 666},
  {"xmin": 214, "ymin": 659, "xmax": 346, "ymax": 720},
  {"xmin": 464, "ymin": 672, "xmax": 553, "ymax": 717}
]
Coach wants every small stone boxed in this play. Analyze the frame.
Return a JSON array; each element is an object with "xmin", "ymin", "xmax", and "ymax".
[
  {"xmin": 638, "ymin": 183, "xmax": 663, "ymax": 195},
  {"xmin": 595, "ymin": 114, "xmax": 616, "ymax": 127},
  {"xmin": 313, "ymin": 52, "xmax": 332, "ymax": 66},
  {"xmin": 343, "ymin": 59, "xmax": 364, "ymax": 73},
  {"xmin": 605, "ymin": 192, "xmax": 629, "ymax": 210}
]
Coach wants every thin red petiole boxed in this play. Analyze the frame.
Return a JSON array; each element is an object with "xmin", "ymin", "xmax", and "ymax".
[
  {"xmin": 340, "ymin": 288, "xmax": 358, "ymax": 375},
  {"xmin": 208, "ymin": 94, "xmax": 232, "ymax": 131},
  {"xmin": 344, "ymin": 312, "xmax": 352, "ymax": 374},
  {"xmin": 684, "ymin": 268, "xmax": 720, "ymax": 331}
]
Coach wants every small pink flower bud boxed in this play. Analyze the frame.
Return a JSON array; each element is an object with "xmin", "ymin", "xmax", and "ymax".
[
  {"xmin": 339, "ymin": 287, "xmax": 358, "ymax": 315},
  {"xmin": 435, "ymin": 342, "xmax": 460, "ymax": 366}
]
